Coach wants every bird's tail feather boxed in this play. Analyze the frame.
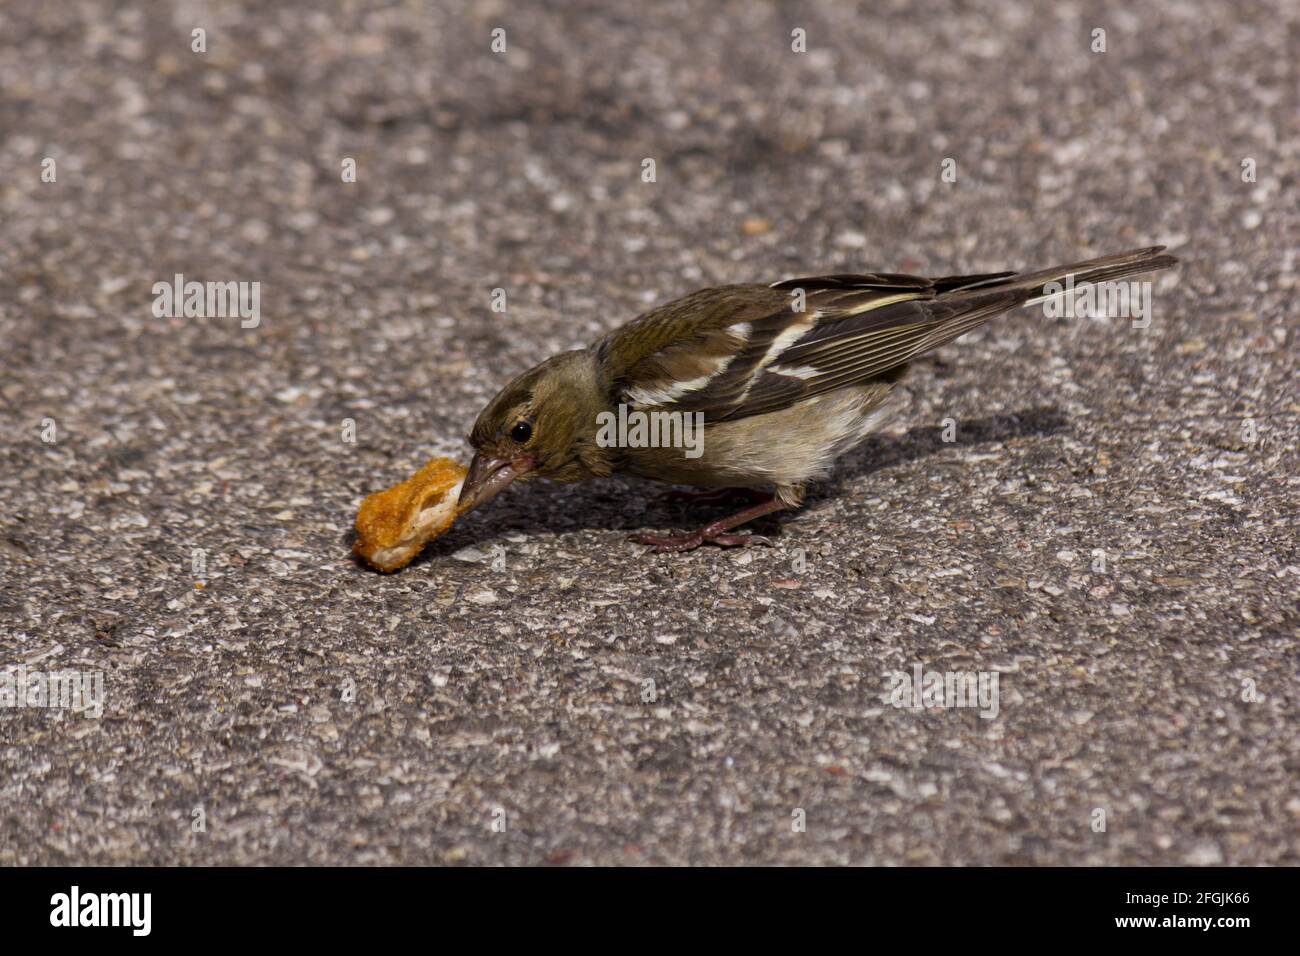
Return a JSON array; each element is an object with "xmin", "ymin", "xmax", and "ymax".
[
  {"xmin": 1005, "ymin": 246, "xmax": 1178, "ymax": 305},
  {"xmin": 912, "ymin": 246, "xmax": 1178, "ymax": 358}
]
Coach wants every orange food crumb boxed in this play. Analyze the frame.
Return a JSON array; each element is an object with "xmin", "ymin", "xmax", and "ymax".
[{"xmin": 353, "ymin": 457, "xmax": 469, "ymax": 572}]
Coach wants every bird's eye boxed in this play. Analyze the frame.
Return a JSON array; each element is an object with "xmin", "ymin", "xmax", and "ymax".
[{"xmin": 510, "ymin": 421, "xmax": 532, "ymax": 444}]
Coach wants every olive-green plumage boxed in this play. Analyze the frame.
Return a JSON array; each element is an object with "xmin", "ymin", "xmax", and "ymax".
[{"xmin": 459, "ymin": 246, "xmax": 1177, "ymax": 552}]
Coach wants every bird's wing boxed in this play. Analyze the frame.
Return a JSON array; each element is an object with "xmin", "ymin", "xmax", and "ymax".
[
  {"xmin": 602, "ymin": 247, "xmax": 1175, "ymax": 423},
  {"xmin": 704, "ymin": 290, "xmax": 1025, "ymax": 420},
  {"xmin": 601, "ymin": 272, "xmax": 1016, "ymax": 422},
  {"xmin": 595, "ymin": 284, "xmax": 794, "ymax": 409}
]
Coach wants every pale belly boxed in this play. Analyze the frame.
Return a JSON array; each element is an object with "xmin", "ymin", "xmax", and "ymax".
[{"xmin": 619, "ymin": 381, "xmax": 900, "ymax": 491}]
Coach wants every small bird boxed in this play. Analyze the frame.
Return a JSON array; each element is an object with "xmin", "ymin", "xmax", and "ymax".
[{"xmin": 458, "ymin": 246, "xmax": 1177, "ymax": 552}]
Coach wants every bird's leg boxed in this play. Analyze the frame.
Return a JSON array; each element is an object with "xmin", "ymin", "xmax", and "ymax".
[
  {"xmin": 658, "ymin": 486, "xmax": 771, "ymax": 507},
  {"xmin": 634, "ymin": 494, "xmax": 788, "ymax": 554}
]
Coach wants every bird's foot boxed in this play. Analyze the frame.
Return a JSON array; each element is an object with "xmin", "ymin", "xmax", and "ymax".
[
  {"xmin": 633, "ymin": 493, "xmax": 788, "ymax": 554},
  {"xmin": 632, "ymin": 528, "xmax": 774, "ymax": 554}
]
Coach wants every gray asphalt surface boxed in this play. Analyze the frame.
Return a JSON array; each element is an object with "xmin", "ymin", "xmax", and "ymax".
[{"xmin": 1, "ymin": 1, "xmax": 1296, "ymax": 865}]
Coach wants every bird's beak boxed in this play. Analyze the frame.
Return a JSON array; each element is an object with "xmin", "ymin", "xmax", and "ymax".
[{"xmin": 457, "ymin": 452, "xmax": 533, "ymax": 513}]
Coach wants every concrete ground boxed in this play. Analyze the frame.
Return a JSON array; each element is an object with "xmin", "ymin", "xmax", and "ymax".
[{"xmin": 0, "ymin": 1, "xmax": 1295, "ymax": 865}]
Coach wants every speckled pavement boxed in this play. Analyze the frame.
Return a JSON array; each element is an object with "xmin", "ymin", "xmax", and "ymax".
[{"xmin": 1, "ymin": 1, "xmax": 1296, "ymax": 865}]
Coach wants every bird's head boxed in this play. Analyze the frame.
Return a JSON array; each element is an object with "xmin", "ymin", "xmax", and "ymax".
[{"xmin": 458, "ymin": 349, "xmax": 606, "ymax": 512}]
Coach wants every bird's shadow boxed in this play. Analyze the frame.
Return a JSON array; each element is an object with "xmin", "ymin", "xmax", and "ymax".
[
  {"xmin": 346, "ymin": 405, "xmax": 1068, "ymax": 571},
  {"xmin": 816, "ymin": 404, "xmax": 1069, "ymax": 502}
]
